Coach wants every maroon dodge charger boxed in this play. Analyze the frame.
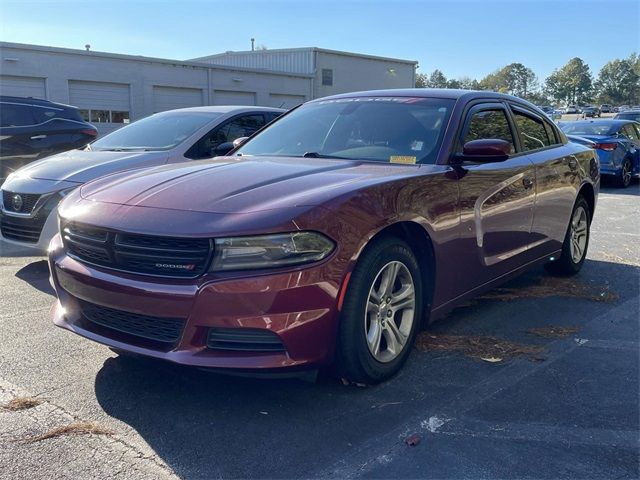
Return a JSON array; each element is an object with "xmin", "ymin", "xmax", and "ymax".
[{"xmin": 48, "ymin": 89, "xmax": 599, "ymax": 383}]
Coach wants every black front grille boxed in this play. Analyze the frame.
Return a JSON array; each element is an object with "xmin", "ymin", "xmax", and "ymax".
[
  {"xmin": 207, "ymin": 328, "xmax": 286, "ymax": 352},
  {"xmin": 63, "ymin": 222, "xmax": 212, "ymax": 278},
  {"xmin": 2, "ymin": 191, "xmax": 40, "ymax": 214},
  {"xmin": 80, "ymin": 300, "xmax": 185, "ymax": 343},
  {"xmin": 1, "ymin": 211, "xmax": 47, "ymax": 243}
]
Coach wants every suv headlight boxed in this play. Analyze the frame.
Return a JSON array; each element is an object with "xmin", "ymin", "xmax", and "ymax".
[{"xmin": 210, "ymin": 232, "xmax": 334, "ymax": 271}]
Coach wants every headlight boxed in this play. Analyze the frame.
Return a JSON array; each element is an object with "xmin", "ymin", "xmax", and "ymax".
[
  {"xmin": 210, "ymin": 232, "xmax": 334, "ymax": 271},
  {"xmin": 58, "ymin": 186, "xmax": 78, "ymax": 198}
]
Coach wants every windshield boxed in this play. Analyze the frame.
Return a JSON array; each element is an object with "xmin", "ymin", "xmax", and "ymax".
[
  {"xmin": 560, "ymin": 123, "xmax": 615, "ymax": 136},
  {"xmin": 236, "ymin": 97, "xmax": 455, "ymax": 164},
  {"xmin": 91, "ymin": 112, "xmax": 221, "ymax": 151}
]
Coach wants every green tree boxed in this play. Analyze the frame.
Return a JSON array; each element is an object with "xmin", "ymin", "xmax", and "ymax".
[
  {"xmin": 415, "ymin": 72, "xmax": 428, "ymax": 88},
  {"xmin": 594, "ymin": 57, "xmax": 640, "ymax": 105},
  {"xmin": 545, "ymin": 58, "xmax": 593, "ymax": 105},
  {"xmin": 426, "ymin": 69, "xmax": 448, "ymax": 88},
  {"xmin": 479, "ymin": 63, "xmax": 537, "ymax": 97}
]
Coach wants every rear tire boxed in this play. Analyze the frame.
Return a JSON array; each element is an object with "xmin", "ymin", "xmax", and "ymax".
[
  {"xmin": 336, "ymin": 237, "xmax": 422, "ymax": 384},
  {"xmin": 616, "ymin": 158, "xmax": 632, "ymax": 188},
  {"xmin": 545, "ymin": 196, "xmax": 591, "ymax": 276}
]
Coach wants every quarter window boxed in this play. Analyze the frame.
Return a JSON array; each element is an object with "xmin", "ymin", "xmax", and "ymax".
[
  {"xmin": 621, "ymin": 125, "xmax": 639, "ymax": 140},
  {"xmin": 513, "ymin": 111, "xmax": 551, "ymax": 151},
  {"xmin": 464, "ymin": 109, "xmax": 515, "ymax": 153}
]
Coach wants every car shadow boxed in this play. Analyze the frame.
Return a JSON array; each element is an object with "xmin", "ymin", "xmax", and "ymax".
[
  {"xmin": 14, "ymin": 259, "xmax": 55, "ymax": 296},
  {"xmin": 93, "ymin": 258, "xmax": 639, "ymax": 479},
  {"xmin": 599, "ymin": 180, "xmax": 640, "ymax": 196}
]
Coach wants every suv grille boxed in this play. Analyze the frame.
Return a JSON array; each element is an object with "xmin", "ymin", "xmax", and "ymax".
[
  {"xmin": 2, "ymin": 191, "xmax": 40, "ymax": 214},
  {"xmin": 80, "ymin": 300, "xmax": 185, "ymax": 344},
  {"xmin": 62, "ymin": 222, "xmax": 213, "ymax": 278},
  {"xmin": 207, "ymin": 328, "xmax": 286, "ymax": 352}
]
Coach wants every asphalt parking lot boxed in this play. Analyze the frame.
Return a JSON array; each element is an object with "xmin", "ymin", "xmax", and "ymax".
[{"xmin": 0, "ymin": 184, "xmax": 638, "ymax": 479}]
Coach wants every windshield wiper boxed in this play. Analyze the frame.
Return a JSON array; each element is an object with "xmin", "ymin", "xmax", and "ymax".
[
  {"xmin": 302, "ymin": 152, "xmax": 349, "ymax": 159},
  {"xmin": 99, "ymin": 147, "xmax": 155, "ymax": 152}
]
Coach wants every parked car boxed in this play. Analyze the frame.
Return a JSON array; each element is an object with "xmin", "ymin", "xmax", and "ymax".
[
  {"xmin": 600, "ymin": 104, "xmax": 612, "ymax": 113},
  {"xmin": 538, "ymin": 106, "xmax": 553, "ymax": 114},
  {"xmin": 618, "ymin": 105, "xmax": 630, "ymax": 112},
  {"xmin": 560, "ymin": 119, "xmax": 640, "ymax": 187},
  {"xmin": 582, "ymin": 106, "xmax": 600, "ymax": 118},
  {"xmin": 0, "ymin": 96, "xmax": 97, "ymax": 183},
  {"xmin": 0, "ymin": 106, "xmax": 284, "ymax": 253},
  {"xmin": 615, "ymin": 111, "xmax": 640, "ymax": 123},
  {"xmin": 565, "ymin": 105, "xmax": 579, "ymax": 114},
  {"xmin": 48, "ymin": 89, "xmax": 599, "ymax": 384}
]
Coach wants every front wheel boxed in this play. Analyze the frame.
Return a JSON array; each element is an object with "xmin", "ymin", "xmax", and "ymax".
[
  {"xmin": 336, "ymin": 237, "xmax": 422, "ymax": 384},
  {"xmin": 545, "ymin": 196, "xmax": 591, "ymax": 276}
]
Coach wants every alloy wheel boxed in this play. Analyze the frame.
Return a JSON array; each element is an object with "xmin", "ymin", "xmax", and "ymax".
[
  {"xmin": 364, "ymin": 261, "xmax": 416, "ymax": 363},
  {"xmin": 622, "ymin": 161, "xmax": 632, "ymax": 187},
  {"xmin": 569, "ymin": 206, "xmax": 588, "ymax": 264}
]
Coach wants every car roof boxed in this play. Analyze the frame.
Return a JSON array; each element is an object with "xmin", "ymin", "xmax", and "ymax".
[
  {"xmin": 568, "ymin": 119, "xmax": 637, "ymax": 126},
  {"xmin": 0, "ymin": 95, "xmax": 77, "ymax": 110},
  {"xmin": 163, "ymin": 105, "xmax": 286, "ymax": 114}
]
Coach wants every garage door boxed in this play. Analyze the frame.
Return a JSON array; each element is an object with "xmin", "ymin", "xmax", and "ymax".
[
  {"xmin": 269, "ymin": 93, "xmax": 305, "ymax": 109},
  {"xmin": 0, "ymin": 75, "xmax": 46, "ymax": 99},
  {"xmin": 69, "ymin": 81, "xmax": 130, "ymax": 135},
  {"xmin": 213, "ymin": 90, "xmax": 256, "ymax": 106},
  {"xmin": 153, "ymin": 86, "xmax": 203, "ymax": 113}
]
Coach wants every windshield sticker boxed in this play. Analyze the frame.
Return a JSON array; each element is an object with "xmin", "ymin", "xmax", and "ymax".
[
  {"xmin": 390, "ymin": 155, "xmax": 417, "ymax": 164},
  {"xmin": 410, "ymin": 141, "xmax": 424, "ymax": 151}
]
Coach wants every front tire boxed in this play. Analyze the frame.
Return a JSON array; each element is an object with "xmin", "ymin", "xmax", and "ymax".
[
  {"xmin": 336, "ymin": 237, "xmax": 422, "ymax": 384},
  {"xmin": 545, "ymin": 196, "xmax": 591, "ymax": 276}
]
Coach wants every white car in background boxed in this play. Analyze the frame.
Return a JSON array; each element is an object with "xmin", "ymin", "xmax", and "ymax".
[{"xmin": 0, "ymin": 105, "xmax": 284, "ymax": 255}]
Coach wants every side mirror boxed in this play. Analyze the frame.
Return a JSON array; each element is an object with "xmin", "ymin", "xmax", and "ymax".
[
  {"xmin": 454, "ymin": 139, "xmax": 512, "ymax": 163},
  {"xmin": 232, "ymin": 136, "xmax": 249, "ymax": 148},
  {"xmin": 213, "ymin": 142, "xmax": 235, "ymax": 156}
]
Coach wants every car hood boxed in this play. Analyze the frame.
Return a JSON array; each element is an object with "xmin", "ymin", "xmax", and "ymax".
[
  {"xmin": 14, "ymin": 149, "xmax": 170, "ymax": 183},
  {"xmin": 80, "ymin": 156, "xmax": 434, "ymax": 214}
]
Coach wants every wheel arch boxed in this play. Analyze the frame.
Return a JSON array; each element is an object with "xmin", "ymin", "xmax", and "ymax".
[
  {"xmin": 361, "ymin": 221, "xmax": 436, "ymax": 323},
  {"xmin": 578, "ymin": 182, "xmax": 595, "ymax": 220}
]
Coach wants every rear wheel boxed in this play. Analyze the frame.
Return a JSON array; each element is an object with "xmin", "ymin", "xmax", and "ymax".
[
  {"xmin": 616, "ymin": 158, "xmax": 632, "ymax": 188},
  {"xmin": 545, "ymin": 196, "xmax": 590, "ymax": 276},
  {"xmin": 336, "ymin": 237, "xmax": 422, "ymax": 384}
]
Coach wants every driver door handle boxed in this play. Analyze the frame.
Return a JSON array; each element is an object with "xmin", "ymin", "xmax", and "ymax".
[{"xmin": 30, "ymin": 135, "xmax": 47, "ymax": 140}]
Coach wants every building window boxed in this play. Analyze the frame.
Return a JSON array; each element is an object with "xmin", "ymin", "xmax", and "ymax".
[
  {"xmin": 78, "ymin": 109, "xmax": 130, "ymax": 123},
  {"xmin": 322, "ymin": 69, "xmax": 333, "ymax": 86},
  {"xmin": 111, "ymin": 111, "xmax": 130, "ymax": 124}
]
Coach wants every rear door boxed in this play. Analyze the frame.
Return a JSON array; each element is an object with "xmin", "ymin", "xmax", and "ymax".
[
  {"xmin": 454, "ymin": 102, "xmax": 536, "ymax": 294},
  {"xmin": 510, "ymin": 104, "xmax": 576, "ymax": 255}
]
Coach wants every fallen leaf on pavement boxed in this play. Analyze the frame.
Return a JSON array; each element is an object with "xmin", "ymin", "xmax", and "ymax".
[
  {"xmin": 480, "ymin": 357, "xmax": 503, "ymax": 363},
  {"xmin": 404, "ymin": 433, "xmax": 421, "ymax": 446}
]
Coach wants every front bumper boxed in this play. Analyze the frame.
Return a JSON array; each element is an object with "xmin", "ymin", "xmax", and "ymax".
[
  {"xmin": 48, "ymin": 234, "xmax": 343, "ymax": 371},
  {"xmin": 0, "ymin": 206, "xmax": 59, "ymax": 256}
]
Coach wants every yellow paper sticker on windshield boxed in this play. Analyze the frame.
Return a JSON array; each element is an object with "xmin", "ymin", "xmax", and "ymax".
[{"xmin": 390, "ymin": 155, "xmax": 417, "ymax": 164}]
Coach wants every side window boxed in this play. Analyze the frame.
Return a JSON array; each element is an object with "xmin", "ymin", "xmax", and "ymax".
[
  {"xmin": 513, "ymin": 110, "xmax": 551, "ymax": 151},
  {"xmin": 0, "ymin": 104, "xmax": 37, "ymax": 127},
  {"xmin": 214, "ymin": 115, "xmax": 265, "ymax": 147},
  {"xmin": 186, "ymin": 114, "xmax": 266, "ymax": 159},
  {"xmin": 463, "ymin": 109, "xmax": 515, "ymax": 153},
  {"xmin": 621, "ymin": 125, "xmax": 639, "ymax": 140},
  {"xmin": 542, "ymin": 118, "xmax": 559, "ymax": 145}
]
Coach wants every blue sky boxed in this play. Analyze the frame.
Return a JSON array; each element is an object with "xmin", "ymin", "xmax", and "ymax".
[{"xmin": 0, "ymin": 0, "xmax": 637, "ymax": 82}]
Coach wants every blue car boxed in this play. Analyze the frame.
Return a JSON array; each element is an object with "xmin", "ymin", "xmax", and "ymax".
[{"xmin": 560, "ymin": 119, "xmax": 640, "ymax": 188}]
